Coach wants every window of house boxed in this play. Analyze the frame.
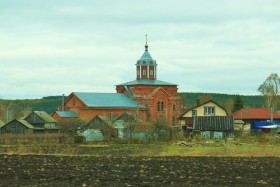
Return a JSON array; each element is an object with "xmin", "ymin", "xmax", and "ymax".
[
  {"xmin": 150, "ymin": 70, "xmax": 153, "ymax": 76},
  {"xmin": 143, "ymin": 70, "xmax": 147, "ymax": 75},
  {"xmin": 204, "ymin": 107, "xmax": 215, "ymax": 115},
  {"xmin": 173, "ymin": 104, "xmax": 176, "ymax": 112},
  {"xmin": 192, "ymin": 110, "xmax": 197, "ymax": 117}
]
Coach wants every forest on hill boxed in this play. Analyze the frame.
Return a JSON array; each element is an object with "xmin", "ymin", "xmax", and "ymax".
[
  {"xmin": 179, "ymin": 92, "xmax": 265, "ymax": 108},
  {"xmin": 0, "ymin": 93, "xmax": 266, "ymax": 122}
]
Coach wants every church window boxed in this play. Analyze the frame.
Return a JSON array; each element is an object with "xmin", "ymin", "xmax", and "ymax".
[
  {"xmin": 161, "ymin": 102, "xmax": 164, "ymax": 111},
  {"xmin": 157, "ymin": 102, "xmax": 161, "ymax": 111},
  {"xmin": 150, "ymin": 70, "xmax": 153, "ymax": 76},
  {"xmin": 143, "ymin": 70, "xmax": 146, "ymax": 75}
]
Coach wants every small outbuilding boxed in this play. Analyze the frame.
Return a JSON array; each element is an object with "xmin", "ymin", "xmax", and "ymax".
[
  {"xmin": 81, "ymin": 115, "xmax": 116, "ymax": 141},
  {"xmin": 193, "ymin": 116, "xmax": 234, "ymax": 138}
]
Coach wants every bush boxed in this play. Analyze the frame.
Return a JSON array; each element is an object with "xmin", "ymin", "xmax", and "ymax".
[{"xmin": 176, "ymin": 130, "xmax": 187, "ymax": 141}]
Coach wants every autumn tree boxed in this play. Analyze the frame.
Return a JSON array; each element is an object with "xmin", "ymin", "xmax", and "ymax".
[
  {"xmin": 224, "ymin": 98, "xmax": 234, "ymax": 115},
  {"xmin": 258, "ymin": 73, "xmax": 280, "ymax": 109}
]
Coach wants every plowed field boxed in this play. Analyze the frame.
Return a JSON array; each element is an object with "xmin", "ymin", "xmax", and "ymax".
[{"xmin": 0, "ymin": 155, "xmax": 279, "ymax": 186}]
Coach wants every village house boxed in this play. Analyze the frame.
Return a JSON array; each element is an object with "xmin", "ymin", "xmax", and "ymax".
[
  {"xmin": 0, "ymin": 111, "xmax": 60, "ymax": 134},
  {"xmin": 0, "ymin": 119, "xmax": 34, "ymax": 134},
  {"xmin": 81, "ymin": 115, "xmax": 116, "ymax": 142},
  {"xmin": 231, "ymin": 108, "xmax": 280, "ymax": 132},
  {"xmin": 61, "ymin": 41, "xmax": 181, "ymax": 126},
  {"xmin": 178, "ymin": 99, "xmax": 228, "ymax": 129}
]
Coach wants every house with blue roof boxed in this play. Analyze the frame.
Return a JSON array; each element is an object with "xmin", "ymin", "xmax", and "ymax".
[{"xmin": 61, "ymin": 39, "xmax": 181, "ymax": 126}]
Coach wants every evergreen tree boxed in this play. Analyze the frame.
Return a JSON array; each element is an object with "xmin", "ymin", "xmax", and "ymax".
[{"xmin": 232, "ymin": 95, "xmax": 244, "ymax": 113}]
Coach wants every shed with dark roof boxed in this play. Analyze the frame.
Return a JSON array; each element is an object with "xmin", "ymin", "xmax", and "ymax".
[{"xmin": 193, "ymin": 116, "xmax": 234, "ymax": 138}]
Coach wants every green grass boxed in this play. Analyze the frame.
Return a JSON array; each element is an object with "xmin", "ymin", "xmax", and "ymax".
[{"xmin": 0, "ymin": 143, "xmax": 280, "ymax": 157}]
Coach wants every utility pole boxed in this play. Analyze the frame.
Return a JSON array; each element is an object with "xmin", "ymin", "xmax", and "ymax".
[
  {"xmin": 6, "ymin": 107, "xmax": 9, "ymax": 123},
  {"xmin": 270, "ymin": 107, "xmax": 273, "ymax": 123}
]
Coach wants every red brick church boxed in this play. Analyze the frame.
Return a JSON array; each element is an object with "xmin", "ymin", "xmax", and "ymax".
[{"xmin": 60, "ymin": 40, "xmax": 181, "ymax": 126}]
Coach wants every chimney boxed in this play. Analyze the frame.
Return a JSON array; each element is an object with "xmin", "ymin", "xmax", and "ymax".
[
  {"xmin": 62, "ymin": 94, "xmax": 65, "ymax": 111},
  {"xmin": 196, "ymin": 98, "xmax": 200, "ymax": 106}
]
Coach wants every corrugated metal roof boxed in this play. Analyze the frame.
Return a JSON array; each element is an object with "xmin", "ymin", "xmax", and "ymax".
[
  {"xmin": 56, "ymin": 111, "xmax": 79, "ymax": 118},
  {"xmin": 74, "ymin": 92, "xmax": 145, "ymax": 108},
  {"xmin": 117, "ymin": 79, "xmax": 176, "ymax": 86},
  {"xmin": 194, "ymin": 116, "xmax": 234, "ymax": 131},
  {"xmin": 34, "ymin": 111, "xmax": 57, "ymax": 123}
]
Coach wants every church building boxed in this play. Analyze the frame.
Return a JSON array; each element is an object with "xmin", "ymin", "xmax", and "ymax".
[{"xmin": 61, "ymin": 39, "xmax": 181, "ymax": 126}]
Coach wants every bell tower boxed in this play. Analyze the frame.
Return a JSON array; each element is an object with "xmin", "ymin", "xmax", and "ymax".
[{"xmin": 136, "ymin": 35, "xmax": 157, "ymax": 80}]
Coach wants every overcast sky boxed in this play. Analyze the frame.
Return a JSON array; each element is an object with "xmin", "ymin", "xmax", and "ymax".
[{"xmin": 0, "ymin": 0, "xmax": 279, "ymax": 99}]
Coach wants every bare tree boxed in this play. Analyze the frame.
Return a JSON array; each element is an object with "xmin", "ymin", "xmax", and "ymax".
[
  {"xmin": 258, "ymin": 73, "xmax": 280, "ymax": 121},
  {"xmin": 258, "ymin": 73, "xmax": 280, "ymax": 108}
]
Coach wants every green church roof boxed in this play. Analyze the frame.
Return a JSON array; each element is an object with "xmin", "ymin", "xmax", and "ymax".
[
  {"xmin": 117, "ymin": 79, "xmax": 177, "ymax": 86},
  {"xmin": 73, "ymin": 92, "xmax": 145, "ymax": 108},
  {"xmin": 137, "ymin": 43, "xmax": 156, "ymax": 65}
]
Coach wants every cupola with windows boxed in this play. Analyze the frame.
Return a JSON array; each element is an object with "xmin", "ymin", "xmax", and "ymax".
[{"xmin": 136, "ymin": 35, "xmax": 157, "ymax": 80}]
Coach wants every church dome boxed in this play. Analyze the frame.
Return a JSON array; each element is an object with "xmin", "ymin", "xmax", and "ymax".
[{"xmin": 136, "ymin": 43, "xmax": 156, "ymax": 65}]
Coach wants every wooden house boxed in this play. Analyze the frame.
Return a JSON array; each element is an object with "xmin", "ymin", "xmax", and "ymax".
[
  {"xmin": 113, "ymin": 112, "xmax": 141, "ymax": 138},
  {"xmin": 24, "ymin": 111, "xmax": 60, "ymax": 133},
  {"xmin": 84, "ymin": 115, "xmax": 112, "ymax": 130},
  {"xmin": 0, "ymin": 119, "xmax": 34, "ymax": 134},
  {"xmin": 82, "ymin": 115, "xmax": 116, "ymax": 141},
  {"xmin": 193, "ymin": 116, "xmax": 234, "ymax": 138},
  {"xmin": 178, "ymin": 100, "xmax": 228, "ymax": 130}
]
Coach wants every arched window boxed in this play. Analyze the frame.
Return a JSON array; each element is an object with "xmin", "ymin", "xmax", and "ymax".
[
  {"xmin": 150, "ymin": 70, "xmax": 153, "ymax": 76},
  {"xmin": 161, "ymin": 101, "xmax": 164, "ymax": 111}
]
